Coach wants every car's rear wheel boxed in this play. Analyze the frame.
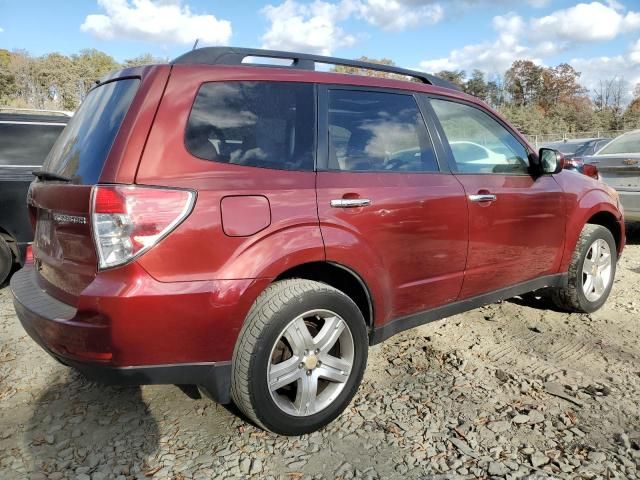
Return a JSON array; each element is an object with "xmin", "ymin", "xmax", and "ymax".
[
  {"xmin": 231, "ymin": 279, "xmax": 368, "ymax": 435},
  {"xmin": 0, "ymin": 237, "xmax": 13, "ymax": 285},
  {"xmin": 552, "ymin": 224, "xmax": 617, "ymax": 313}
]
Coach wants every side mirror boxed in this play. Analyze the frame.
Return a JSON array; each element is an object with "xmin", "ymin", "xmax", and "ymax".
[{"xmin": 539, "ymin": 148, "xmax": 565, "ymax": 174}]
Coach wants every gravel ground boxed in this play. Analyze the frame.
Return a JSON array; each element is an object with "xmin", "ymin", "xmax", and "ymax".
[{"xmin": 1, "ymin": 231, "xmax": 639, "ymax": 480}]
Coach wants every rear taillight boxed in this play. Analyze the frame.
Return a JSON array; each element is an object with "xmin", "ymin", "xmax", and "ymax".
[
  {"xmin": 25, "ymin": 245, "xmax": 34, "ymax": 264},
  {"xmin": 91, "ymin": 185, "xmax": 195, "ymax": 270},
  {"xmin": 583, "ymin": 163, "xmax": 600, "ymax": 181}
]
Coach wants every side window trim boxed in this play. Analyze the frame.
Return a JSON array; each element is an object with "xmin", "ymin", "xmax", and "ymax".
[
  {"xmin": 317, "ymin": 84, "xmax": 442, "ymax": 174},
  {"xmin": 414, "ymin": 94, "xmax": 453, "ymax": 174},
  {"xmin": 423, "ymin": 94, "xmax": 533, "ymax": 176},
  {"xmin": 316, "ymin": 84, "xmax": 329, "ymax": 171}
]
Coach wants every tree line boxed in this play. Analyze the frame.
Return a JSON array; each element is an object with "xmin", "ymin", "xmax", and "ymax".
[
  {"xmin": 2, "ymin": 48, "xmax": 640, "ymax": 136},
  {"xmin": 432, "ymin": 61, "xmax": 640, "ymax": 136},
  {"xmin": 0, "ymin": 49, "xmax": 163, "ymax": 111}
]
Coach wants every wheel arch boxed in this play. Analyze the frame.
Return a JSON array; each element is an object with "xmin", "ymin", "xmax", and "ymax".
[
  {"xmin": 586, "ymin": 210, "xmax": 623, "ymax": 254},
  {"xmin": 274, "ymin": 261, "xmax": 374, "ymax": 330}
]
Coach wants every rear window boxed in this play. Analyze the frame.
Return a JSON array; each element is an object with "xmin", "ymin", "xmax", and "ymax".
[
  {"xmin": 43, "ymin": 78, "xmax": 139, "ymax": 184},
  {"xmin": 185, "ymin": 81, "xmax": 315, "ymax": 171},
  {"xmin": 0, "ymin": 123, "xmax": 65, "ymax": 166},
  {"xmin": 598, "ymin": 132, "xmax": 640, "ymax": 155}
]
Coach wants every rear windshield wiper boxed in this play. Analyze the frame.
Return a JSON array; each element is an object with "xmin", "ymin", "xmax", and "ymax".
[{"xmin": 32, "ymin": 169, "xmax": 72, "ymax": 182}]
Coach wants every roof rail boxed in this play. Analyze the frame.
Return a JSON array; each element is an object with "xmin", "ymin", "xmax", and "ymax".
[
  {"xmin": 172, "ymin": 47, "xmax": 460, "ymax": 91},
  {"xmin": 0, "ymin": 107, "xmax": 73, "ymax": 117}
]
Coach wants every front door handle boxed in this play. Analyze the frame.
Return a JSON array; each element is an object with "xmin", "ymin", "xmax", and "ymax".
[
  {"xmin": 330, "ymin": 198, "xmax": 371, "ymax": 208},
  {"xmin": 468, "ymin": 194, "xmax": 497, "ymax": 203}
]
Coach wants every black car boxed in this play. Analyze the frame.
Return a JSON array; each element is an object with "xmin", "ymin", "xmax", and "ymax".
[{"xmin": 0, "ymin": 109, "xmax": 70, "ymax": 284}]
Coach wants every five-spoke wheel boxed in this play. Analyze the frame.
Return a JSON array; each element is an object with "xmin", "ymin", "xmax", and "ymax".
[
  {"xmin": 581, "ymin": 238, "xmax": 613, "ymax": 302},
  {"xmin": 268, "ymin": 309, "xmax": 354, "ymax": 417},
  {"xmin": 553, "ymin": 224, "xmax": 617, "ymax": 313},
  {"xmin": 231, "ymin": 279, "xmax": 368, "ymax": 435}
]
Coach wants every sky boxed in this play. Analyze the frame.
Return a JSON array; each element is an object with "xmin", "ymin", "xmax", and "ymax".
[{"xmin": 2, "ymin": 0, "xmax": 640, "ymax": 91}]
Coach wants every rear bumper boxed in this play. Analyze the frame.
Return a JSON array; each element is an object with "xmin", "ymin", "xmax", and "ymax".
[
  {"xmin": 619, "ymin": 190, "xmax": 640, "ymax": 221},
  {"xmin": 10, "ymin": 264, "xmax": 268, "ymax": 403}
]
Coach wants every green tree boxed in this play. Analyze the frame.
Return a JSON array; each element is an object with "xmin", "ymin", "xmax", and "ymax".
[
  {"xmin": 332, "ymin": 56, "xmax": 407, "ymax": 80},
  {"xmin": 0, "ymin": 49, "xmax": 17, "ymax": 103},
  {"xmin": 122, "ymin": 53, "xmax": 166, "ymax": 68},
  {"xmin": 434, "ymin": 70, "xmax": 466, "ymax": 89},
  {"xmin": 505, "ymin": 60, "xmax": 544, "ymax": 106},
  {"xmin": 464, "ymin": 69, "xmax": 488, "ymax": 100},
  {"xmin": 72, "ymin": 49, "xmax": 119, "ymax": 100}
]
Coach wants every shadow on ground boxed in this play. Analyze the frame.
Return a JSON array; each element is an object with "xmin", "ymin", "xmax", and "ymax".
[
  {"xmin": 23, "ymin": 371, "xmax": 159, "ymax": 476},
  {"xmin": 626, "ymin": 222, "xmax": 640, "ymax": 246}
]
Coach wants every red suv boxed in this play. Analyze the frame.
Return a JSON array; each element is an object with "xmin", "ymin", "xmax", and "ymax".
[{"xmin": 11, "ymin": 48, "xmax": 624, "ymax": 435}]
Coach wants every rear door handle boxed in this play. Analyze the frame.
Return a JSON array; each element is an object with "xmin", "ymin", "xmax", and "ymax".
[
  {"xmin": 468, "ymin": 194, "xmax": 497, "ymax": 203},
  {"xmin": 330, "ymin": 198, "xmax": 371, "ymax": 208}
]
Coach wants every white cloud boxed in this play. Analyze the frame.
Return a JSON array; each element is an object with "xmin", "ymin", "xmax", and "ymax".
[
  {"xmin": 261, "ymin": 0, "xmax": 358, "ymax": 55},
  {"xmin": 259, "ymin": 0, "xmax": 558, "ymax": 55},
  {"xmin": 530, "ymin": 2, "xmax": 640, "ymax": 43},
  {"xmin": 0, "ymin": 27, "xmax": 4, "ymax": 33},
  {"xmin": 81, "ymin": 0, "xmax": 232, "ymax": 45},
  {"xmin": 569, "ymin": 55, "xmax": 640, "ymax": 98},
  {"xmin": 420, "ymin": 13, "xmax": 550, "ymax": 74},
  {"xmin": 357, "ymin": 0, "xmax": 444, "ymax": 31},
  {"xmin": 419, "ymin": 2, "xmax": 640, "ymax": 79}
]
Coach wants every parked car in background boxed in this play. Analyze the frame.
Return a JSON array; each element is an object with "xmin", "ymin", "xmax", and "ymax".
[
  {"xmin": 542, "ymin": 138, "xmax": 612, "ymax": 162},
  {"xmin": 585, "ymin": 130, "xmax": 640, "ymax": 222},
  {"xmin": 10, "ymin": 48, "xmax": 624, "ymax": 435},
  {"xmin": 0, "ymin": 109, "xmax": 70, "ymax": 284}
]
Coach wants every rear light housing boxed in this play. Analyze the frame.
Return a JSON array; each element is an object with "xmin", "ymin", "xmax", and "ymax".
[
  {"xmin": 91, "ymin": 185, "xmax": 196, "ymax": 270},
  {"xmin": 24, "ymin": 245, "xmax": 34, "ymax": 264},
  {"xmin": 583, "ymin": 163, "xmax": 600, "ymax": 181}
]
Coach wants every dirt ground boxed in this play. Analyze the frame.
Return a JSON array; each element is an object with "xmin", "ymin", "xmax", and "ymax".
[{"xmin": 0, "ymin": 229, "xmax": 638, "ymax": 479}]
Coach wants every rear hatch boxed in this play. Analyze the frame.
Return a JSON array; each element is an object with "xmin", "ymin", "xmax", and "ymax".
[
  {"xmin": 586, "ymin": 154, "xmax": 640, "ymax": 191},
  {"xmin": 30, "ymin": 77, "xmax": 142, "ymax": 305}
]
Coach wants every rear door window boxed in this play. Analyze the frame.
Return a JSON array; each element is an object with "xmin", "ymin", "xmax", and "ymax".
[
  {"xmin": 44, "ymin": 78, "xmax": 140, "ymax": 184},
  {"xmin": 327, "ymin": 89, "xmax": 438, "ymax": 172},
  {"xmin": 0, "ymin": 123, "xmax": 65, "ymax": 166},
  {"xmin": 185, "ymin": 82, "xmax": 315, "ymax": 171}
]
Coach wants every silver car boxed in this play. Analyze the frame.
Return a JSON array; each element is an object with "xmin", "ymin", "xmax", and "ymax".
[{"xmin": 586, "ymin": 130, "xmax": 640, "ymax": 222}]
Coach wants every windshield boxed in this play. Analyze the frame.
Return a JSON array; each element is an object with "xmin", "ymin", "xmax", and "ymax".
[
  {"xmin": 43, "ymin": 78, "xmax": 139, "ymax": 184},
  {"xmin": 598, "ymin": 132, "xmax": 640, "ymax": 155}
]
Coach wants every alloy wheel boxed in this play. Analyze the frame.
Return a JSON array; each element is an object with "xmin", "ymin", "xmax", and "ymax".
[
  {"xmin": 581, "ymin": 238, "xmax": 613, "ymax": 302},
  {"xmin": 267, "ymin": 309, "xmax": 354, "ymax": 417}
]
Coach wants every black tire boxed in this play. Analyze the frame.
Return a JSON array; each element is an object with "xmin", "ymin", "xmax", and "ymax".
[
  {"xmin": 230, "ymin": 279, "xmax": 368, "ymax": 435},
  {"xmin": 552, "ymin": 224, "xmax": 617, "ymax": 313},
  {"xmin": 0, "ymin": 237, "xmax": 13, "ymax": 286}
]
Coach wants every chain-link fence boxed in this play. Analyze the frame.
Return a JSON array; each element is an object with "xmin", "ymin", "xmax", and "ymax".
[{"xmin": 524, "ymin": 130, "xmax": 630, "ymax": 148}]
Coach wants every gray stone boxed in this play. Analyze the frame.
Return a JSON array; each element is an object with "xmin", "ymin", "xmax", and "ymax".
[
  {"xmin": 488, "ymin": 461, "xmax": 509, "ymax": 476},
  {"xmin": 239, "ymin": 457, "xmax": 251, "ymax": 474},
  {"xmin": 512, "ymin": 414, "xmax": 529, "ymax": 424},
  {"xmin": 487, "ymin": 421, "xmax": 510, "ymax": 433},
  {"xmin": 530, "ymin": 451, "xmax": 549, "ymax": 468},
  {"xmin": 527, "ymin": 410, "xmax": 545, "ymax": 424},
  {"xmin": 587, "ymin": 451, "xmax": 606, "ymax": 463}
]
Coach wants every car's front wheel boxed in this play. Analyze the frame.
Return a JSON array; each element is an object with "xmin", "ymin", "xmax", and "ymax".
[
  {"xmin": 552, "ymin": 224, "xmax": 617, "ymax": 313},
  {"xmin": 231, "ymin": 279, "xmax": 368, "ymax": 435}
]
